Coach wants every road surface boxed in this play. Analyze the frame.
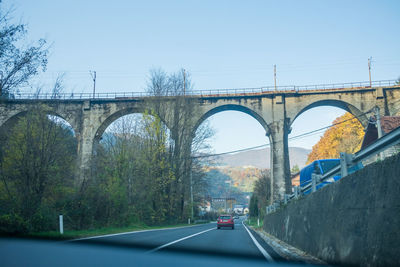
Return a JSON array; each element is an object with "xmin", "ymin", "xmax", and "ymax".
[
  {"xmin": 76, "ymin": 217, "xmax": 284, "ymax": 262},
  {"xmin": 1, "ymin": 218, "xmax": 300, "ymax": 266}
]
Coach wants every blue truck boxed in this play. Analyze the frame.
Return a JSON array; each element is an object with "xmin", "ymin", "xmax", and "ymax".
[{"xmin": 300, "ymin": 159, "xmax": 363, "ymax": 194}]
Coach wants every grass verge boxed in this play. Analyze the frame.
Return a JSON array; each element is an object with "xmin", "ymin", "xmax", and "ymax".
[
  {"xmin": 24, "ymin": 222, "xmax": 199, "ymax": 241},
  {"xmin": 246, "ymin": 217, "xmax": 263, "ymax": 229}
]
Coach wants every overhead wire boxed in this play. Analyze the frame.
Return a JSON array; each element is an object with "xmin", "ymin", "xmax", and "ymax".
[{"xmin": 192, "ymin": 108, "xmax": 376, "ymax": 159}]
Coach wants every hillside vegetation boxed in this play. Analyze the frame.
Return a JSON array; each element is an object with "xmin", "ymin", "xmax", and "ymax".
[
  {"xmin": 202, "ymin": 166, "xmax": 262, "ymax": 204},
  {"xmin": 307, "ymin": 112, "xmax": 365, "ymax": 164}
]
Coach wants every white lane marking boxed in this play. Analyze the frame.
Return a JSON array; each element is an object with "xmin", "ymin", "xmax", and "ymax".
[
  {"xmin": 242, "ymin": 221, "xmax": 274, "ymax": 262},
  {"xmin": 148, "ymin": 227, "xmax": 216, "ymax": 253},
  {"xmin": 70, "ymin": 224, "xmax": 206, "ymax": 242}
]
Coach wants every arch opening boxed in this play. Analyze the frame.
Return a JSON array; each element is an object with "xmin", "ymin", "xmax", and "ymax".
[
  {"xmin": 0, "ymin": 110, "xmax": 77, "ymax": 149},
  {"xmin": 288, "ymin": 104, "xmax": 366, "ymax": 188},
  {"xmin": 92, "ymin": 112, "xmax": 181, "ymax": 225},
  {"xmin": 194, "ymin": 109, "xmax": 271, "ymax": 214},
  {"xmin": 1, "ymin": 110, "xmax": 77, "ymax": 138},
  {"xmin": 291, "ymin": 99, "xmax": 367, "ymax": 127},
  {"xmin": 93, "ymin": 107, "xmax": 170, "ymax": 143},
  {"xmin": 98, "ymin": 113, "xmax": 172, "ymax": 149},
  {"xmin": 0, "ymin": 108, "xmax": 79, "ymax": 233},
  {"xmin": 194, "ymin": 104, "xmax": 270, "ymax": 136}
]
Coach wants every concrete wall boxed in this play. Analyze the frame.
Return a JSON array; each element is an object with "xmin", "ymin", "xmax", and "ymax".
[{"xmin": 263, "ymin": 153, "xmax": 400, "ymax": 266}]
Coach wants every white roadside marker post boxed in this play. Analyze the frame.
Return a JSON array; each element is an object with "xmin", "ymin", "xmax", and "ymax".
[{"xmin": 59, "ymin": 215, "xmax": 64, "ymax": 234}]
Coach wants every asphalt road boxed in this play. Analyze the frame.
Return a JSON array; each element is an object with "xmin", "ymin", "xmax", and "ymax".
[
  {"xmin": 76, "ymin": 217, "xmax": 284, "ymax": 262},
  {"xmin": 1, "ymin": 218, "xmax": 301, "ymax": 266}
]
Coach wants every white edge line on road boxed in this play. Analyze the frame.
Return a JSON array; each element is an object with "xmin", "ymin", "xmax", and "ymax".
[
  {"xmin": 242, "ymin": 221, "xmax": 274, "ymax": 262},
  {"xmin": 69, "ymin": 223, "xmax": 213, "ymax": 242},
  {"xmin": 148, "ymin": 227, "xmax": 215, "ymax": 253}
]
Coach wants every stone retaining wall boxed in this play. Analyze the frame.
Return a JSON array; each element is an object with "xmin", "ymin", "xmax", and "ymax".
[{"xmin": 263, "ymin": 153, "xmax": 400, "ymax": 266}]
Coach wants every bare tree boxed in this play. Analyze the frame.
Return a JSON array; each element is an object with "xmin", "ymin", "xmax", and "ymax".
[
  {"xmin": 145, "ymin": 68, "xmax": 214, "ymax": 219},
  {"xmin": 0, "ymin": 3, "xmax": 48, "ymax": 98},
  {"xmin": 51, "ymin": 73, "xmax": 65, "ymax": 99}
]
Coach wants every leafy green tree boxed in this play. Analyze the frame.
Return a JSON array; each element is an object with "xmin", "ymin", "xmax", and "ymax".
[
  {"xmin": 0, "ymin": 106, "xmax": 76, "ymax": 232},
  {"xmin": 291, "ymin": 164, "xmax": 300, "ymax": 174},
  {"xmin": 252, "ymin": 170, "xmax": 271, "ymax": 217},
  {"xmin": 249, "ymin": 194, "xmax": 258, "ymax": 218}
]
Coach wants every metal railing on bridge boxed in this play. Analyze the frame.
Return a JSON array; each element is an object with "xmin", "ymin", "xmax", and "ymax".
[
  {"xmin": 5, "ymin": 79, "xmax": 399, "ymax": 100},
  {"xmin": 266, "ymin": 124, "xmax": 400, "ymax": 214}
]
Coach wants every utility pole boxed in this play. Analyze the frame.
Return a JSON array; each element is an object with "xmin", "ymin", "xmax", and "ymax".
[
  {"xmin": 274, "ymin": 64, "xmax": 277, "ymax": 90},
  {"xmin": 90, "ymin": 71, "xmax": 96, "ymax": 98},
  {"xmin": 375, "ymin": 106, "xmax": 384, "ymax": 160},
  {"xmin": 375, "ymin": 106, "xmax": 383, "ymax": 139},
  {"xmin": 368, "ymin": 57, "xmax": 372, "ymax": 87},
  {"xmin": 183, "ymin": 69, "xmax": 186, "ymax": 96}
]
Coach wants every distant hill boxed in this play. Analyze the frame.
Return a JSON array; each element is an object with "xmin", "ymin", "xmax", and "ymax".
[{"xmin": 210, "ymin": 147, "xmax": 311, "ymax": 169}]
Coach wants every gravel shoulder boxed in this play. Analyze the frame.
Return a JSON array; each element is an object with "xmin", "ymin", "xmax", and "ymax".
[{"xmin": 247, "ymin": 225, "xmax": 327, "ymax": 265}]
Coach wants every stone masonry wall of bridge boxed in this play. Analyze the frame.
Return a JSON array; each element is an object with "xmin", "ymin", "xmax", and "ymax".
[{"xmin": 1, "ymin": 86, "xmax": 399, "ymax": 202}]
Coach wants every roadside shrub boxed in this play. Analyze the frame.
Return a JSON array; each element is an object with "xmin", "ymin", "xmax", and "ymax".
[{"xmin": 0, "ymin": 213, "xmax": 29, "ymax": 234}]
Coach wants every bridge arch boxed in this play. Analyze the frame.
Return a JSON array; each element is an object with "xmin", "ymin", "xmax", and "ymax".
[
  {"xmin": 289, "ymin": 99, "xmax": 368, "ymax": 128},
  {"xmin": 193, "ymin": 104, "xmax": 270, "ymax": 138},
  {"xmin": 93, "ymin": 107, "xmax": 148, "ymax": 143},
  {"xmin": 0, "ymin": 109, "xmax": 78, "ymax": 137}
]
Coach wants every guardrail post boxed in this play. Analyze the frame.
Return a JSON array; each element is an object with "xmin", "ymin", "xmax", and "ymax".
[
  {"xmin": 266, "ymin": 206, "xmax": 270, "ymax": 214},
  {"xmin": 273, "ymin": 201, "xmax": 279, "ymax": 211},
  {"xmin": 340, "ymin": 152, "xmax": 348, "ymax": 177},
  {"xmin": 284, "ymin": 194, "xmax": 288, "ymax": 204},
  {"xmin": 294, "ymin": 186, "xmax": 299, "ymax": 198},
  {"xmin": 340, "ymin": 152, "xmax": 354, "ymax": 177},
  {"xmin": 311, "ymin": 173, "xmax": 317, "ymax": 192}
]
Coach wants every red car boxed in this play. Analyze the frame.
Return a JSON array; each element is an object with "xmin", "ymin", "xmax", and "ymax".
[{"xmin": 217, "ymin": 215, "xmax": 234, "ymax": 230}]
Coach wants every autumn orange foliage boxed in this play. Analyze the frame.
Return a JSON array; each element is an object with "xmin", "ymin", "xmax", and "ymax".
[{"xmin": 306, "ymin": 112, "xmax": 365, "ymax": 164}]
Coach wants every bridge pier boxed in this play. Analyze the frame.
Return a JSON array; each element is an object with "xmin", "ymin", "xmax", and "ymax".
[
  {"xmin": 75, "ymin": 108, "xmax": 98, "ymax": 188},
  {"xmin": 268, "ymin": 118, "xmax": 291, "ymax": 203},
  {"xmin": 76, "ymin": 132, "xmax": 94, "ymax": 187}
]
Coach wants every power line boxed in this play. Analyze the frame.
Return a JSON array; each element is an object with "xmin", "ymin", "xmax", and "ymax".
[
  {"xmin": 192, "ymin": 143, "xmax": 270, "ymax": 159},
  {"xmin": 287, "ymin": 110, "xmax": 370, "ymax": 142},
  {"xmin": 193, "ymin": 108, "xmax": 375, "ymax": 159}
]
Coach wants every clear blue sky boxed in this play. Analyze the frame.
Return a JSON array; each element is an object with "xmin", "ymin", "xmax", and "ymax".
[{"xmin": 5, "ymin": 0, "xmax": 400, "ymax": 153}]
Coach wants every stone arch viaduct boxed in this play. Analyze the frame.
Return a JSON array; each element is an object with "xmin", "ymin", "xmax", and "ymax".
[{"xmin": 1, "ymin": 85, "xmax": 400, "ymax": 202}]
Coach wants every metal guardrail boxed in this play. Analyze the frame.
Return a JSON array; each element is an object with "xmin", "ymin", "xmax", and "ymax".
[
  {"xmin": 4, "ymin": 79, "xmax": 399, "ymax": 100},
  {"xmin": 266, "ymin": 124, "xmax": 400, "ymax": 214}
]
